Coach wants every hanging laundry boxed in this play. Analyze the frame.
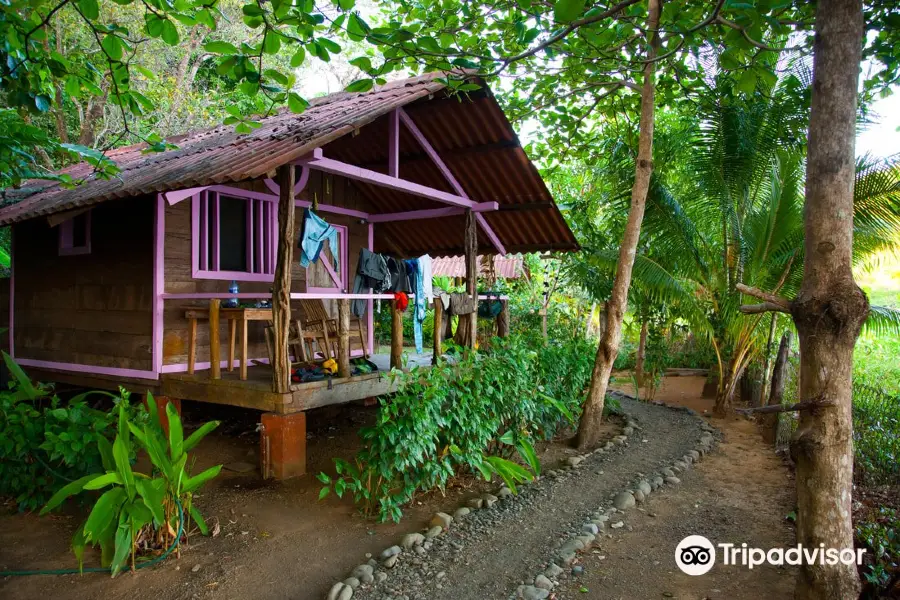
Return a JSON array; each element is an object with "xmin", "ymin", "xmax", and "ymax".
[
  {"xmin": 351, "ymin": 248, "xmax": 389, "ymax": 318},
  {"xmin": 387, "ymin": 257, "xmax": 410, "ymax": 293},
  {"xmin": 412, "ymin": 257, "xmax": 427, "ymax": 354},
  {"xmin": 298, "ymin": 209, "xmax": 339, "ymax": 271},
  {"xmin": 449, "ymin": 292, "xmax": 477, "ymax": 315},
  {"xmin": 393, "ymin": 292, "xmax": 409, "ymax": 312},
  {"xmin": 418, "ymin": 255, "xmax": 433, "ymax": 301}
]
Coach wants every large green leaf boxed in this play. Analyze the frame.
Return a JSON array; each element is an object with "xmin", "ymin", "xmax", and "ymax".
[
  {"xmin": 189, "ymin": 503, "xmax": 210, "ymax": 536},
  {"xmin": 182, "ymin": 464, "xmax": 223, "ymax": 493},
  {"xmin": 167, "ymin": 402, "xmax": 184, "ymax": 461},
  {"xmin": 109, "ymin": 524, "xmax": 133, "ymax": 577},
  {"xmin": 83, "ymin": 487, "xmax": 126, "ymax": 542},
  {"xmin": 553, "ymin": 0, "xmax": 585, "ymax": 22},
  {"xmin": 134, "ymin": 478, "xmax": 166, "ymax": 526},
  {"xmin": 3, "ymin": 352, "xmax": 39, "ymax": 400},
  {"xmin": 83, "ymin": 471, "xmax": 123, "ymax": 490},
  {"xmin": 515, "ymin": 438, "xmax": 541, "ymax": 477},
  {"xmin": 41, "ymin": 473, "xmax": 99, "ymax": 515},
  {"xmin": 183, "ymin": 421, "xmax": 220, "ymax": 453}
]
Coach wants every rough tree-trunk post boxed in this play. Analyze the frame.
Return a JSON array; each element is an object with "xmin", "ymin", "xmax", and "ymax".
[
  {"xmin": 757, "ymin": 313, "xmax": 779, "ymax": 406},
  {"xmin": 792, "ymin": 1, "xmax": 867, "ymax": 596},
  {"xmin": 575, "ymin": 0, "xmax": 661, "ymax": 449},
  {"xmin": 390, "ymin": 299, "xmax": 403, "ymax": 370},
  {"xmin": 208, "ymin": 298, "xmax": 221, "ymax": 380},
  {"xmin": 464, "ymin": 209, "xmax": 478, "ymax": 349},
  {"xmin": 432, "ymin": 298, "xmax": 443, "ymax": 364},
  {"xmin": 635, "ymin": 320, "xmax": 649, "ymax": 390},
  {"xmin": 497, "ymin": 299, "xmax": 509, "ymax": 338},
  {"xmin": 337, "ymin": 298, "xmax": 351, "ymax": 378},
  {"xmin": 272, "ymin": 164, "xmax": 295, "ymax": 394}
]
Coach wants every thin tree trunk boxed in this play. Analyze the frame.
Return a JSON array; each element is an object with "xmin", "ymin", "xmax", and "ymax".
[
  {"xmin": 791, "ymin": 1, "xmax": 867, "ymax": 597},
  {"xmin": 760, "ymin": 331, "xmax": 791, "ymax": 443},
  {"xmin": 635, "ymin": 320, "xmax": 649, "ymax": 389},
  {"xmin": 757, "ymin": 313, "xmax": 778, "ymax": 406},
  {"xmin": 272, "ymin": 165, "xmax": 296, "ymax": 394},
  {"xmin": 575, "ymin": 0, "xmax": 661, "ymax": 449}
]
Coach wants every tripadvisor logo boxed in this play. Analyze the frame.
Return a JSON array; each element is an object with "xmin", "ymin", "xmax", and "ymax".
[{"xmin": 675, "ymin": 535, "xmax": 866, "ymax": 575}]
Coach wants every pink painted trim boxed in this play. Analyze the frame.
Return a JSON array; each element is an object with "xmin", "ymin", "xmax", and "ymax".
[
  {"xmin": 398, "ymin": 108, "xmax": 507, "ymax": 254},
  {"xmin": 161, "ymin": 292, "xmax": 506, "ymax": 300},
  {"xmin": 197, "ymin": 193, "xmax": 206, "ymax": 270},
  {"xmin": 166, "ymin": 186, "xmax": 210, "ymax": 205},
  {"xmin": 246, "ymin": 198, "xmax": 254, "ymax": 273},
  {"xmin": 366, "ymin": 202, "xmax": 498, "ymax": 223},
  {"xmin": 388, "ymin": 109, "xmax": 400, "ymax": 178},
  {"xmin": 367, "ymin": 222, "xmax": 374, "ymax": 354},
  {"xmin": 295, "ymin": 199, "xmax": 369, "ymax": 220},
  {"xmin": 297, "ymin": 155, "xmax": 477, "ymax": 209},
  {"xmin": 163, "ymin": 293, "xmax": 274, "ymax": 300},
  {"xmin": 212, "ymin": 192, "xmax": 220, "ymax": 270},
  {"xmin": 8, "ymin": 227, "xmax": 13, "ymax": 358},
  {"xmin": 16, "ymin": 358, "xmax": 157, "ymax": 380},
  {"xmin": 476, "ymin": 213, "xmax": 507, "ymax": 255},
  {"xmin": 153, "ymin": 194, "xmax": 165, "ymax": 376},
  {"xmin": 58, "ymin": 210, "xmax": 91, "ymax": 256},
  {"xmin": 193, "ymin": 271, "xmax": 276, "ymax": 283},
  {"xmin": 256, "ymin": 200, "xmax": 264, "ymax": 273},
  {"xmin": 263, "ymin": 166, "xmax": 310, "ymax": 197}
]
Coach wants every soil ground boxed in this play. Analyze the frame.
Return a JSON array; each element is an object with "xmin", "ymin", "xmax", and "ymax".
[{"xmin": 0, "ymin": 376, "xmax": 797, "ymax": 600}]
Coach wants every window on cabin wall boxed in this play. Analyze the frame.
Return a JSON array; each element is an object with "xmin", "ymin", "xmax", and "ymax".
[
  {"xmin": 307, "ymin": 222, "xmax": 348, "ymax": 293},
  {"xmin": 58, "ymin": 210, "xmax": 91, "ymax": 255},
  {"xmin": 193, "ymin": 190, "xmax": 276, "ymax": 281}
]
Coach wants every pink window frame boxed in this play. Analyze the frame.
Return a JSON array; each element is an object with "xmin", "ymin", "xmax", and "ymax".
[
  {"xmin": 192, "ymin": 190, "xmax": 277, "ymax": 282},
  {"xmin": 58, "ymin": 210, "xmax": 92, "ymax": 256},
  {"xmin": 307, "ymin": 222, "xmax": 349, "ymax": 293}
]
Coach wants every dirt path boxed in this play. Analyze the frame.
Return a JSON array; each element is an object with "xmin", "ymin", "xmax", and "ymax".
[
  {"xmin": 351, "ymin": 398, "xmax": 707, "ymax": 600},
  {"xmin": 552, "ymin": 406, "xmax": 797, "ymax": 599}
]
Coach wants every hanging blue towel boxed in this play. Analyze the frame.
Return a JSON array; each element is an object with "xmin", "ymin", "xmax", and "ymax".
[
  {"xmin": 298, "ymin": 209, "xmax": 339, "ymax": 271},
  {"xmin": 412, "ymin": 258, "xmax": 426, "ymax": 354}
]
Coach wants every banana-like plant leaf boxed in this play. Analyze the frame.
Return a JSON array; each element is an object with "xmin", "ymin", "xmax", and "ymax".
[
  {"xmin": 134, "ymin": 478, "xmax": 166, "ymax": 526},
  {"xmin": 182, "ymin": 464, "xmax": 223, "ymax": 493},
  {"xmin": 72, "ymin": 523, "xmax": 87, "ymax": 573},
  {"xmin": 41, "ymin": 473, "xmax": 100, "ymax": 515},
  {"xmin": 515, "ymin": 438, "xmax": 541, "ymax": 477},
  {"xmin": 2, "ymin": 351, "xmax": 40, "ymax": 400},
  {"xmin": 83, "ymin": 471, "xmax": 123, "ymax": 490},
  {"xmin": 183, "ymin": 420, "xmax": 221, "ymax": 453},
  {"xmin": 83, "ymin": 487, "xmax": 126, "ymax": 542},
  {"xmin": 144, "ymin": 392, "xmax": 162, "ymax": 433},
  {"xmin": 97, "ymin": 436, "xmax": 115, "ymax": 473},
  {"xmin": 189, "ymin": 503, "xmax": 210, "ymax": 536},
  {"xmin": 109, "ymin": 524, "xmax": 133, "ymax": 577},
  {"xmin": 112, "ymin": 434, "xmax": 135, "ymax": 501},
  {"xmin": 167, "ymin": 402, "xmax": 184, "ymax": 461}
]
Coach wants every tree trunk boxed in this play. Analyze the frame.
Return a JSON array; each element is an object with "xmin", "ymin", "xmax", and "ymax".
[
  {"xmin": 272, "ymin": 165, "xmax": 295, "ymax": 394},
  {"xmin": 634, "ymin": 320, "xmax": 649, "ymax": 390},
  {"xmin": 713, "ymin": 356, "xmax": 742, "ymax": 416},
  {"xmin": 791, "ymin": 1, "xmax": 867, "ymax": 597},
  {"xmin": 464, "ymin": 209, "xmax": 478, "ymax": 349},
  {"xmin": 757, "ymin": 313, "xmax": 778, "ymax": 407},
  {"xmin": 574, "ymin": 0, "xmax": 661, "ymax": 449}
]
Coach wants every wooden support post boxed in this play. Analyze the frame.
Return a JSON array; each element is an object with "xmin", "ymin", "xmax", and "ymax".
[
  {"xmin": 464, "ymin": 209, "xmax": 478, "ymax": 350},
  {"xmin": 272, "ymin": 164, "xmax": 295, "ymax": 394},
  {"xmin": 497, "ymin": 299, "xmax": 509, "ymax": 338},
  {"xmin": 391, "ymin": 299, "xmax": 403, "ymax": 370},
  {"xmin": 432, "ymin": 298, "xmax": 443, "ymax": 364},
  {"xmin": 337, "ymin": 298, "xmax": 351, "ymax": 378},
  {"xmin": 187, "ymin": 317, "xmax": 197, "ymax": 375},
  {"xmin": 260, "ymin": 412, "xmax": 306, "ymax": 479},
  {"xmin": 209, "ymin": 299, "xmax": 221, "ymax": 380}
]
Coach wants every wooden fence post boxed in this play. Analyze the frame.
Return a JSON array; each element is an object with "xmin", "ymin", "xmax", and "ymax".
[
  {"xmin": 272, "ymin": 164, "xmax": 295, "ymax": 394},
  {"xmin": 209, "ymin": 298, "xmax": 221, "ymax": 380},
  {"xmin": 337, "ymin": 298, "xmax": 351, "ymax": 378},
  {"xmin": 391, "ymin": 299, "xmax": 403, "ymax": 370}
]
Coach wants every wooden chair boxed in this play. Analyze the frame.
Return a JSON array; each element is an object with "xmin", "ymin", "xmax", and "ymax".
[
  {"xmin": 298, "ymin": 298, "xmax": 368, "ymax": 359},
  {"xmin": 263, "ymin": 319, "xmax": 308, "ymax": 368}
]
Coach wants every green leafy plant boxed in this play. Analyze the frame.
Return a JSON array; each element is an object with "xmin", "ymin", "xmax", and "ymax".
[
  {"xmin": 0, "ymin": 352, "xmax": 145, "ymax": 511},
  {"xmin": 856, "ymin": 507, "xmax": 900, "ymax": 595},
  {"xmin": 318, "ymin": 333, "xmax": 593, "ymax": 522},
  {"xmin": 40, "ymin": 394, "xmax": 222, "ymax": 576}
]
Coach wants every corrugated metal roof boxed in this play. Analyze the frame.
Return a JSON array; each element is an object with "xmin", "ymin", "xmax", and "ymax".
[
  {"xmin": 432, "ymin": 255, "xmax": 524, "ymax": 279},
  {"xmin": 0, "ymin": 73, "xmax": 578, "ymax": 256}
]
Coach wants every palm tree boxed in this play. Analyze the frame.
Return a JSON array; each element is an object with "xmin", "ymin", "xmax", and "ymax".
[{"xmin": 629, "ymin": 73, "xmax": 900, "ymax": 415}]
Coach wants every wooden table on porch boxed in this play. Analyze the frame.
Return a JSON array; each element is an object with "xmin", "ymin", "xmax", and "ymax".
[{"xmin": 185, "ymin": 306, "xmax": 273, "ymax": 380}]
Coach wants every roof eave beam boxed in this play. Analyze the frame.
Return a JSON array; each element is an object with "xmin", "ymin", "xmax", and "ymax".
[
  {"xmin": 397, "ymin": 108, "xmax": 506, "ymax": 255},
  {"xmin": 367, "ymin": 202, "xmax": 498, "ymax": 224},
  {"xmin": 295, "ymin": 148, "xmax": 478, "ymax": 210}
]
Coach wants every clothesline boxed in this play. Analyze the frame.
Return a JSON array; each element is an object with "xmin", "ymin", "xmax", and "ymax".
[{"xmin": 161, "ymin": 292, "xmax": 508, "ymax": 301}]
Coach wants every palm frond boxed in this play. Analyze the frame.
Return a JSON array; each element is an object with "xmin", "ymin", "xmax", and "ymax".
[{"xmin": 862, "ymin": 305, "xmax": 900, "ymax": 338}]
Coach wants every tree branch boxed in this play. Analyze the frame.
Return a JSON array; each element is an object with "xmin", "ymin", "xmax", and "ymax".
[
  {"xmin": 736, "ymin": 400, "xmax": 836, "ymax": 415},
  {"xmin": 736, "ymin": 283, "xmax": 792, "ymax": 314}
]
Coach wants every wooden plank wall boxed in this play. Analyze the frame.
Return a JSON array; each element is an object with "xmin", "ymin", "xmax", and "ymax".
[
  {"xmin": 162, "ymin": 173, "xmax": 374, "ymax": 367},
  {"xmin": 13, "ymin": 197, "xmax": 154, "ymax": 369}
]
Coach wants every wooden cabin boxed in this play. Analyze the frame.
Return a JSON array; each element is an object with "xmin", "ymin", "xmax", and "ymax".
[{"xmin": 0, "ymin": 73, "xmax": 577, "ymax": 477}]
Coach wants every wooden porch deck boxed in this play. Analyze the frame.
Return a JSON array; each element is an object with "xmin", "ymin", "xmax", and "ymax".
[{"xmin": 160, "ymin": 352, "xmax": 435, "ymax": 414}]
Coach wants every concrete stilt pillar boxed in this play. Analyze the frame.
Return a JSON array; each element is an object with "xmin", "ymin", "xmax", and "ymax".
[{"xmin": 260, "ymin": 412, "xmax": 307, "ymax": 480}]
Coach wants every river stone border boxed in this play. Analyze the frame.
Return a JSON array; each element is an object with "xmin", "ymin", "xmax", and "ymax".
[{"xmin": 324, "ymin": 395, "xmax": 719, "ymax": 600}]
